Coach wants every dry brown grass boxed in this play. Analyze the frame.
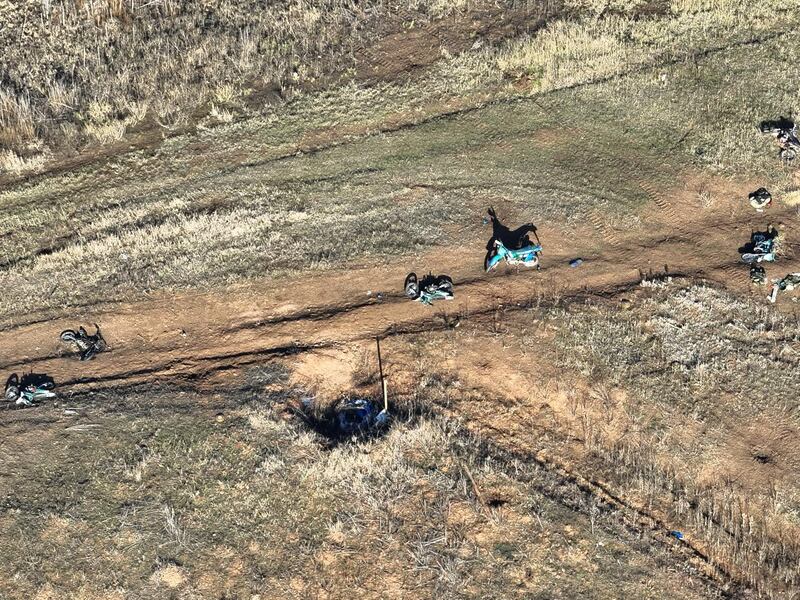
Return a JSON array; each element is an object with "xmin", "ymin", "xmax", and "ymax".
[
  {"xmin": 540, "ymin": 283, "xmax": 800, "ymax": 597},
  {"xmin": 0, "ymin": 365, "xmax": 722, "ymax": 599},
  {"xmin": 0, "ymin": 0, "xmax": 545, "ymax": 175},
  {"xmin": 402, "ymin": 280, "xmax": 800, "ymax": 598},
  {"xmin": 3, "ymin": 0, "xmax": 795, "ymax": 177},
  {"xmin": 1, "ymin": 0, "xmax": 487, "ymax": 169},
  {"xmin": 492, "ymin": 0, "xmax": 797, "ymax": 90}
]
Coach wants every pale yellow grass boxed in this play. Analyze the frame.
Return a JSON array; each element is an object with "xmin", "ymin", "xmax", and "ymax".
[
  {"xmin": 0, "ymin": 149, "xmax": 47, "ymax": 174},
  {"xmin": 0, "ymin": 0, "xmax": 504, "ymax": 162},
  {"xmin": 566, "ymin": 0, "xmax": 646, "ymax": 16},
  {"xmin": 492, "ymin": 0, "xmax": 798, "ymax": 91},
  {"xmin": 783, "ymin": 190, "xmax": 800, "ymax": 206}
]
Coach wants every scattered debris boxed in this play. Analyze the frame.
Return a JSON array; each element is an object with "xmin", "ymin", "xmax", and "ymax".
[
  {"xmin": 294, "ymin": 338, "xmax": 392, "ymax": 441},
  {"xmin": 768, "ymin": 272, "xmax": 800, "ymax": 303},
  {"xmin": 64, "ymin": 423, "xmax": 102, "ymax": 432},
  {"xmin": 60, "ymin": 324, "xmax": 107, "ymax": 361},
  {"xmin": 750, "ymin": 264, "xmax": 767, "ymax": 285},
  {"xmin": 753, "ymin": 450, "xmax": 772, "ymax": 464},
  {"xmin": 405, "ymin": 272, "xmax": 454, "ymax": 305},
  {"xmin": 295, "ymin": 394, "xmax": 390, "ymax": 442},
  {"xmin": 670, "ymin": 530, "xmax": 684, "ymax": 540},
  {"xmin": 335, "ymin": 397, "xmax": 380, "ymax": 434},
  {"xmin": 374, "ymin": 337, "xmax": 390, "ymax": 425},
  {"xmin": 569, "ymin": 258, "xmax": 584, "ymax": 268},
  {"xmin": 748, "ymin": 187, "xmax": 772, "ymax": 211}
]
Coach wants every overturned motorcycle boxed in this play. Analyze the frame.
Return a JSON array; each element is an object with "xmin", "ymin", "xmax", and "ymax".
[
  {"xmin": 748, "ymin": 187, "xmax": 772, "ymax": 211},
  {"xmin": 740, "ymin": 226, "xmax": 779, "ymax": 264},
  {"xmin": 405, "ymin": 272, "xmax": 454, "ymax": 305},
  {"xmin": 60, "ymin": 323, "xmax": 107, "ymax": 361},
  {"xmin": 4, "ymin": 373, "xmax": 56, "ymax": 408},
  {"xmin": 485, "ymin": 239, "xmax": 543, "ymax": 272},
  {"xmin": 759, "ymin": 119, "xmax": 800, "ymax": 162}
]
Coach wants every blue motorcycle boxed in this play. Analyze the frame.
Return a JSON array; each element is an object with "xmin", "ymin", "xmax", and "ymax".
[
  {"xmin": 741, "ymin": 226, "xmax": 779, "ymax": 264},
  {"xmin": 485, "ymin": 239, "xmax": 543, "ymax": 272},
  {"xmin": 4, "ymin": 373, "xmax": 56, "ymax": 408},
  {"xmin": 336, "ymin": 398, "xmax": 388, "ymax": 433}
]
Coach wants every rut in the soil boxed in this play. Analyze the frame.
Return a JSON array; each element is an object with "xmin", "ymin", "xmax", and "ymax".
[{"xmin": 37, "ymin": 271, "xmax": 703, "ymax": 395}]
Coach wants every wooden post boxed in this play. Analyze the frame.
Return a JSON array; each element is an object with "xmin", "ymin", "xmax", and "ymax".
[{"xmin": 376, "ymin": 337, "xmax": 388, "ymax": 412}]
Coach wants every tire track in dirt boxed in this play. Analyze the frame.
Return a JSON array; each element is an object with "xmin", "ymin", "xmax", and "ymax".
[
  {"xmin": 2, "ymin": 189, "xmax": 796, "ymax": 395},
  {"xmin": 2, "ymin": 270, "xmax": 706, "ymax": 397},
  {"xmin": 588, "ymin": 209, "xmax": 622, "ymax": 250},
  {"xmin": 639, "ymin": 179, "xmax": 691, "ymax": 236},
  {"xmin": 2, "ymin": 179, "xmax": 798, "ymax": 597},
  {"xmin": 717, "ymin": 261, "xmax": 748, "ymax": 285}
]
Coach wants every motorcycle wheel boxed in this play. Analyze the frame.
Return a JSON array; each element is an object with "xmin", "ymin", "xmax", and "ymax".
[
  {"xmin": 780, "ymin": 148, "xmax": 797, "ymax": 162},
  {"xmin": 80, "ymin": 347, "xmax": 99, "ymax": 361},
  {"xmin": 524, "ymin": 254, "xmax": 540, "ymax": 269},
  {"xmin": 60, "ymin": 330, "xmax": 78, "ymax": 343},
  {"xmin": 741, "ymin": 253, "xmax": 760, "ymax": 264},
  {"xmin": 404, "ymin": 273, "xmax": 419, "ymax": 299},
  {"xmin": 437, "ymin": 275, "xmax": 453, "ymax": 286},
  {"xmin": 485, "ymin": 251, "xmax": 501, "ymax": 272},
  {"xmin": 437, "ymin": 276, "xmax": 454, "ymax": 297},
  {"xmin": 4, "ymin": 385, "xmax": 19, "ymax": 402}
]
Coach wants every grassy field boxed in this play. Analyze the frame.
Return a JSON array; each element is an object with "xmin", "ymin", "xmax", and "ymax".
[
  {"xmin": 0, "ymin": 0, "xmax": 555, "ymax": 173},
  {"xmin": 550, "ymin": 282, "xmax": 800, "ymax": 596},
  {"xmin": 1, "ymin": 0, "xmax": 799, "ymax": 324},
  {"xmin": 406, "ymin": 279, "xmax": 800, "ymax": 598},
  {"xmin": 2, "ymin": 1, "xmax": 800, "ymax": 598},
  {"xmin": 0, "ymin": 0, "xmax": 420, "ymax": 164},
  {"xmin": 0, "ymin": 365, "xmax": 725, "ymax": 599}
]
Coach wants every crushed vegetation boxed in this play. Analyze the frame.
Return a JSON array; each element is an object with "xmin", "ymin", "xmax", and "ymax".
[
  {"xmin": 0, "ymin": 364, "xmax": 723, "ymax": 599},
  {"xmin": 551, "ymin": 283, "xmax": 800, "ymax": 596},
  {"xmin": 404, "ymin": 280, "xmax": 800, "ymax": 598}
]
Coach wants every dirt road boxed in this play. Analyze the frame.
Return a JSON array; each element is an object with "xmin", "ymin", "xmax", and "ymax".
[{"xmin": 1, "ymin": 171, "xmax": 796, "ymax": 397}]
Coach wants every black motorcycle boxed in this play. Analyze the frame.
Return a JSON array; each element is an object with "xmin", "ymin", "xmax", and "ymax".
[
  {"xmin": 759, "ymin": 119, "xmax": 800, "ymax": 162},
  {"xmin": 60, "ymin": 323, "xmax": 107, "ymax": 361},
  {"xmin": 404, "ymin": 273, "xmax": 454, "ymax": 305}
]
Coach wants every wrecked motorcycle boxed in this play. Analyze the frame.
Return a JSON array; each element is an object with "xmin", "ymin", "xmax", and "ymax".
[
  {"xmin": 760, "ymin": 120, "xmax": 800, "ymax": 162},
  {"xmin": 405, "ymin": 272, "xmax": 454, "ymax": 305},
  {"xmin": 4, "ymin": 373, "xmax": 56, "ymax": 408},
  {"xmin": 60, "ymin": 323, "xmax": 107, "ymax": 361},
  {"xmin": 485, "ymin": 239, "xmax": 542, "ymax": 272},
  {"xmin": 741, "ymin": 228, "xmax": 779, "ymax": 264}
]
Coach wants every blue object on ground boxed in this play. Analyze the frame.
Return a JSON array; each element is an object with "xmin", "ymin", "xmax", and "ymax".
[
  {"xmin": 670, "ymin": 530, "xmax": 684, "ymax": 540},
  {"xmin": 336, "ymin": 398, "xmax": 376, "ymax": 434},
  {"xmin": 569, "ymin": 258, "xmax": 583, "ymax": 267}
]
